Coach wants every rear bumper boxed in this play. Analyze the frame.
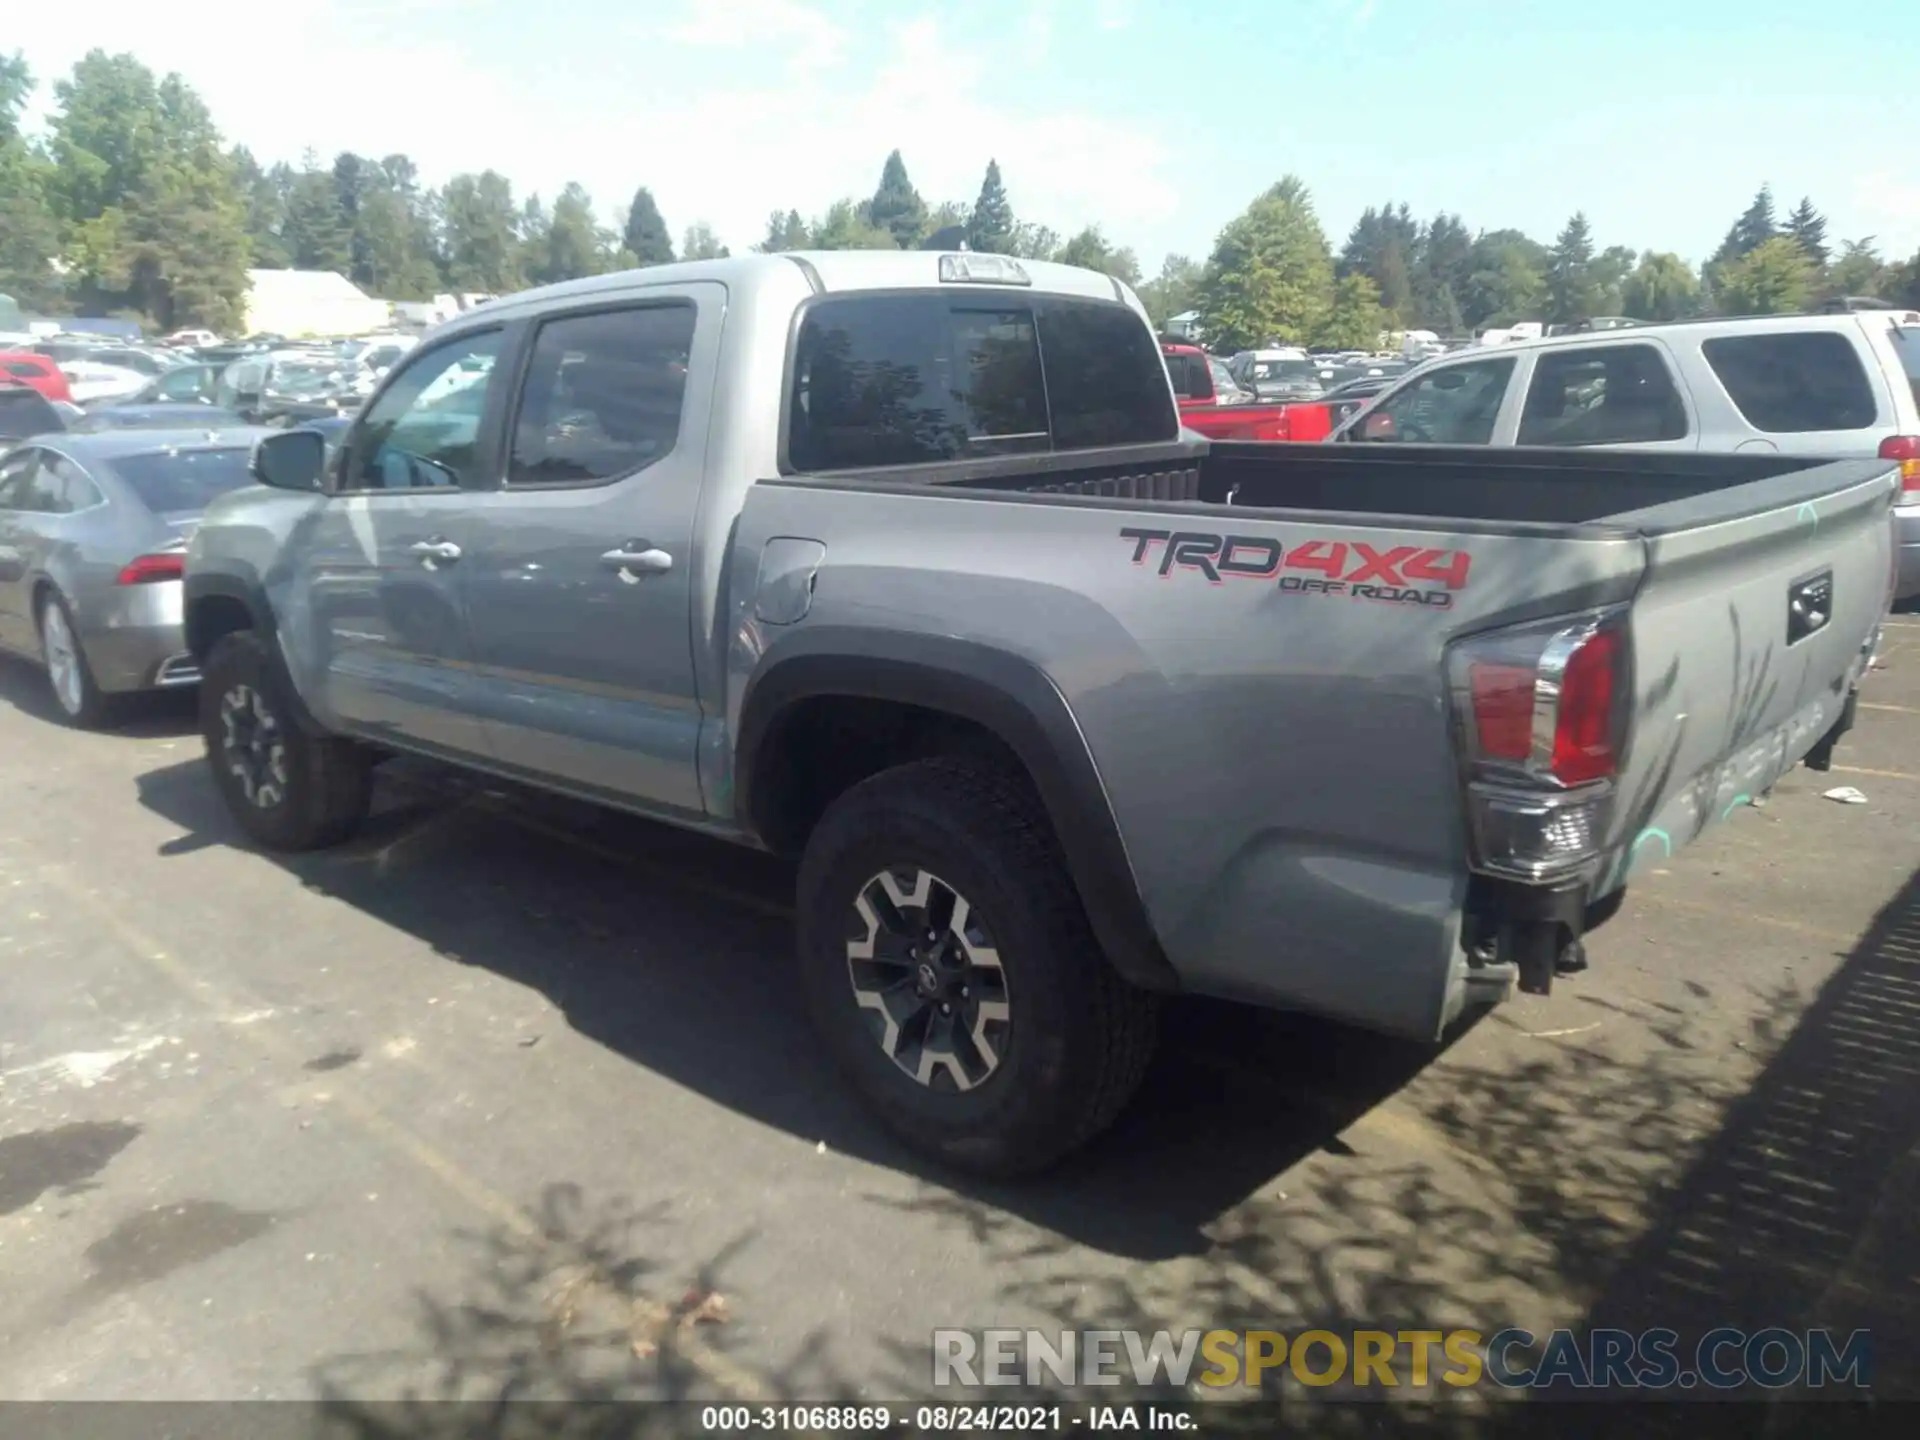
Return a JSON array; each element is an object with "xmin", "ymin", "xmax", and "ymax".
[
  {"xmin": 1894, "ymin": 503, "xmax": 1920, "ymax": 600},
  {"xmin": 78, "ymin": 580, "xmax": 196, "ymax": 694}
]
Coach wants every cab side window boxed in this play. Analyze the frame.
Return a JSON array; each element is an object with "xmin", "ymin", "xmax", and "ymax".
[
  {"xmin": 343, "ymin": 332, "xmax": 505, "ymax": 492},
  {"xmin": 1517, "ymin": 344, "xmax": 1688, "ymax": 446},
  {"xmin": 508, "ymin": 304, "xmax": 697, "ymax": 487}
]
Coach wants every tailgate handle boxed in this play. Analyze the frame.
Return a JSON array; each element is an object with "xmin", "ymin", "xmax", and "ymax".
[{"xmin": 1787, "ymin": 569, "xmax": 1833, "ymax": 647}]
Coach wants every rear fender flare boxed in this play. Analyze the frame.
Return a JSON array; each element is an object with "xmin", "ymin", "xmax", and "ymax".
[{"xmin": 735, "ymin": 628, "xmax": 1179, "ymax": 993}]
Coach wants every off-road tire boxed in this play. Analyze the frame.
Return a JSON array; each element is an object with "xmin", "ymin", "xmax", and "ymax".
[
  {"xmin": 796, "ymin": 757, "xmax": 1159, "ymax": 1177},
  {"xmin": 200, "ymin": 631, "xmax": 371, "ymax": 851}
]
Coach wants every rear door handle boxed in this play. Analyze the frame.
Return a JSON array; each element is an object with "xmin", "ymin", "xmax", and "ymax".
[
  {"xmin": 409, "ymin": 538, "xmax": 462, "ymax": 564},
  {"xmin": 601, "ymin": 543, "xmax": 672, "ymax": 577}
]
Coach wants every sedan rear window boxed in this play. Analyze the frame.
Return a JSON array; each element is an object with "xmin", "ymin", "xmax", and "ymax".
[
  {"xmin": 1701, "ymin": 331, "xmax": 1877, "ymax": 433},
  {"xmin": 112, "ymin": 447, "xmax": 257, "ymax": 511}
]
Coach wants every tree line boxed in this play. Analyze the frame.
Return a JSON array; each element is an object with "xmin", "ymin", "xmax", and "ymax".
[{"xmin": 4, "ymin": 48, "xmax": 1918, "ymax": 341}]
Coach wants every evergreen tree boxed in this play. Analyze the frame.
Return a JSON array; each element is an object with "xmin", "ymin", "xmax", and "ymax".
[
  {"xmin": 281, "ymin": 155, "xmax": 351, "ymax": 275},
  {"xmin": 1712, "ymin": 184, "xmax": 1778, "ymax": 267},
  {"xmin": 1545, "ymin": 211, "xmax": 1600, "ymax": 323},
  {"xmin": 965, "ymin": 160, "xmax": 1014, "ymax": 254},
  {"xmin": 543, "ymin": 183, "xmax": 606, "ymax": 281},
  {"xmin": 1785, "ymin": 197, "xmax": 1829, "ymax": 267},
  {"xmin": 868, "ymin": 149, "xmax": 927, "ymax": 249},
  {"xmin": 756, "ymin": 209, "xmax": 809, "ymax": 253},
  {"xmin": 440, "ymin": 170, "xmax": 523, "ymax": 292},
  {"xmin": 622, "ymin": 186, "xmax": 674, "ymax": 265}
]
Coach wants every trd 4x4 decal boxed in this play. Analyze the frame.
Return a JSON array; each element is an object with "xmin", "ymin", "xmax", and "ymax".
[{"xmin": 1119, "ymin": 527, "xmax": 1473, "ymax": 610}]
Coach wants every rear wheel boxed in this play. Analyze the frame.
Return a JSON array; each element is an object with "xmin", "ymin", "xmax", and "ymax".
[
  {"xmin": 38, "ymin": 591, "xmax": 115, "ymax": 729},
  {"xmin": 200, "ymin": 631, "xmax": 371, "ymax": 851},
  {"xmin": 796, "ymin": 758, "xmax": 1158, "ymax": 1177}
]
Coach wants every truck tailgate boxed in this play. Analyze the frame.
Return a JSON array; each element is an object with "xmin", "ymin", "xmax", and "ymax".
[{"xmin": 1603, "ymin": 458, "xmax": 1896, "ymax": 889}]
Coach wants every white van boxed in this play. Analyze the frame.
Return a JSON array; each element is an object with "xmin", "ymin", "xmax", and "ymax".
[{"xmin": 1331, "ymin": 308, "xmax": 1920, "ymax": 594}]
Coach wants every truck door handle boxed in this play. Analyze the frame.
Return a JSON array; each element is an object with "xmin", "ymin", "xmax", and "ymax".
[
  {"xmin": 408, "ymin": 538, "xmax": 462, "ymax": 564},
  {"xmin": 601, "ymin": 544, "xmax": 672, "ymax": 576}
]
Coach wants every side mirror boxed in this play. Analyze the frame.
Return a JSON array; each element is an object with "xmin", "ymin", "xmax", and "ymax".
[{"xmin": 252, "ymin": 428, "xmax": 327, "ymax": 492}]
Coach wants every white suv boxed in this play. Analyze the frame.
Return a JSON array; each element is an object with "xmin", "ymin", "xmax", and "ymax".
[{"xmin": 1331, "ymin": 310, "xmax": 1920, "ymax": 595}]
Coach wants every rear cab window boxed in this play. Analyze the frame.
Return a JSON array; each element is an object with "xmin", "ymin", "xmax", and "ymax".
[
  {"xmin": 1701, "ymin": 331, "xmax": 1878, "ymax": 433},
  {"xmin": 1516, "ymin": 343, "xmax": 1689, "ymax": 446},
  {"xmin": 1164, "ymin": 351, "xmax": 1208, "ymax": 400},
  {"xmin": 786, "ymin": 292, "xmax": 1176, "ymax": 472}
]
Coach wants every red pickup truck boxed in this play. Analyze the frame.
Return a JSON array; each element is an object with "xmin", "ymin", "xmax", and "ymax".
[{"xmin": 1161, "ymin": 341, "xmax": 1330, "ymax": 442}]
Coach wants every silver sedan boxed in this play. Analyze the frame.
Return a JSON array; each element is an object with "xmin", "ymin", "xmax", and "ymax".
[{"xmin": 0, "ymin": 427, "xmax": 273, "ymax": 726}]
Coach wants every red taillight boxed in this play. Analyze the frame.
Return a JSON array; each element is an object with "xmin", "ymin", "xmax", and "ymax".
[
  {"xmin": 1454, "ymin": 616, "xmax": 1626, "ymax": 786},
  {"xmin": 1880, "ymin": 434, "xmax": 1920, "ymax": 491},
  {"xmin": 1450, "ymin": 612, "xmax": 1627, "ymax": 880},
  {"xmin": 1551, "ymin": 628, "xmax": 1621, "ymax": 785},
  {"xmin": 116, "ymin": 553, "xmax": 185, "ymax": 585},
  {"xmin": 1468, "ymin": 661, "xmax": 1536, "ymax": 761}
]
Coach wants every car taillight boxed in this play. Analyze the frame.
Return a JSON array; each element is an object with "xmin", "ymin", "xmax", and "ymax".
[
  {"xmin": 1449, "ymin": 610, "xmax": 1629, "ymax": 881},
  {"xmin": 1880, "ymin": 434, "xmax": 1920, "ymax": 491},
  {"xmin": 117, "ymin": 553, "xmax": 185, "ymax": 585}
]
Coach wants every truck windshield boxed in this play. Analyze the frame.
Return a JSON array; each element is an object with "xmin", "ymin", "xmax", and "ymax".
[{"xmin": 1251, "ymin": 360, "xmax": 1315, "ymax": 381}]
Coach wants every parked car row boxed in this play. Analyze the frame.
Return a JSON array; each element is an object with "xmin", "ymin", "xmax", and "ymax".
[{"xmin": 1326, "ymin": 307, "xmax": 1920, "ymax": 596}]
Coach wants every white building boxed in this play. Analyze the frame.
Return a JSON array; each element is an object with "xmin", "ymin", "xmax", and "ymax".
[{"xmin": 242, "ymin": 269, "xmax": 390, "ymax": 339}]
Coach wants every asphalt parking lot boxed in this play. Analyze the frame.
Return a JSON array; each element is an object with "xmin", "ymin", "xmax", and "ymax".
[{"xmin": 2, "ymin": 622, "xmax": 1917, "ymax": 1430}]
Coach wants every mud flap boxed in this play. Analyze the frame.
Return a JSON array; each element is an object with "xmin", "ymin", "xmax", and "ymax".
[{"xmin": 1802, "ymin": 688, "xmax": 1859, "ymax": 773}]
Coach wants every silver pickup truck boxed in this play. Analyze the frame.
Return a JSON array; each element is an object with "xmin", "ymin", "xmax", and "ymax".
[{"xmin": 185, "ymin": 252, "xmax": 1894, "ymax": 1175}]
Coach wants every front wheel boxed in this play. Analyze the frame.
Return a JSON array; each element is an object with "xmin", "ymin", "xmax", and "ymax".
[
  {"xmin": 796, "ymin": 758, "xmax": 1159, "ymax": 1177},
  {"xmin": 200, "ymin": 631, "xmax": 371, "ymax": 851}
]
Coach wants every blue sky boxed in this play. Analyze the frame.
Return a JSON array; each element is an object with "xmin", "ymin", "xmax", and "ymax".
[{"xmin": 13, "ymin": 0, "xmax": 1919, "ymax": 272}]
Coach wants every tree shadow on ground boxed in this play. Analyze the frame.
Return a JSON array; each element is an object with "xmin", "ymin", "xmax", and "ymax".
[
  {"xmin": 133, "ymin": 752, "xmax": 1459, "ymax": 1263},
  {"xmin": 859, "ymin": 869, "xmax": 1920, "ymax": 1434}
]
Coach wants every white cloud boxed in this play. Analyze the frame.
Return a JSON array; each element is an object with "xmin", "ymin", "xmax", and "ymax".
[
  {"xmin": 661, "ymin": 0, "xmax": 848, "ymax": 75},
  {"xmin": 1846, "ymin": 171, "xmax": 1920, "ymax": 259},
  {"xmin": 1094, "ymin": 0, "xmax": 1135, "ymax": 31},
  {"xmin": 6, "ymin": 2, "xmax": 1180, "ymax": 259}
]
